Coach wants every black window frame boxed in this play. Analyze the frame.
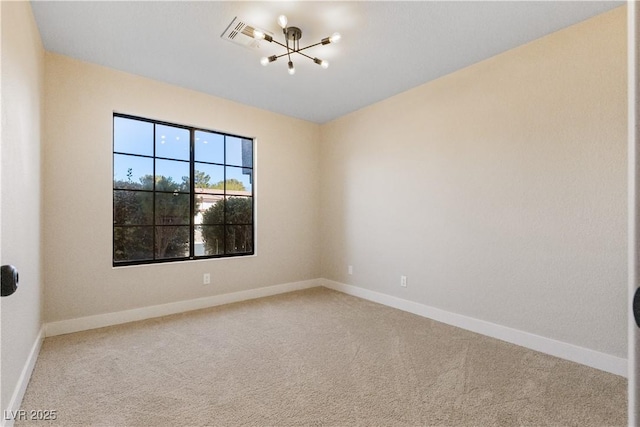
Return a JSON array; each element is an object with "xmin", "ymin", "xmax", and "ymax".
[{"xmin": 112, "ymin": 113, "xmax": 255, "ymax": 266}]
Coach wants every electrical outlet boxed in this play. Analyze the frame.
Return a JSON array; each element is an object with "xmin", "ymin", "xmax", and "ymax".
[
  {"xmin": 400, "ymin": 275, "xmax": 407, "ymax": 287},
  {"xmin": 348, "ymin": 265, "xmax": 353, "ymax": 275},
  {"xmin": 203, "ymin": 273, "xmax": 211, "ymax": 285}
]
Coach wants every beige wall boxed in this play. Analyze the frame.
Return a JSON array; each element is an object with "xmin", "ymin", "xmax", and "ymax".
[
  {"xmin": 43, "ymin": 54, "xmax": 321, "ymax": 322},
  {"xmin": 1, "ymin": 0, "xmax": 45, "ymax": 414},
  {"xmin": 320, "ymin": 7, "xmax": 627, "ymax": 358}
]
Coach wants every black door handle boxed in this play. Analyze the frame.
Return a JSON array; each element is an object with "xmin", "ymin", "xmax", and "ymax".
[
  {"xmin": 634, "ymin": 287, "xmax": 640, "ymax": 328},
  {"xmin": 1, "ymin": 265, "xmax": 18, "ymax": 297}
]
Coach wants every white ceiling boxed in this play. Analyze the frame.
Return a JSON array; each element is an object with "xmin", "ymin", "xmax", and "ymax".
[{"xmin": 31, "ymin": 1, "xmax": 623, "ymax": 124}]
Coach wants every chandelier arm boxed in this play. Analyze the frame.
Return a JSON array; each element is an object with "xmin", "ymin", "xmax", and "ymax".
[
  {"xmin": 296, "ymin": 41, "xmax": 323, "ymax": 53},
  {"xmin": 270, "ymin": 40, "xmax": 324, "ymax": 57},
  {"xmin": 294, "ymin": 50, "xmax": 316, "ymax": 61},
  {"xmin": 285, "ymin": 33, "xmax": 292, "ymax": 62},
  {"xmin": 271, "ymin": 39, "xmax": 291, "ymax": 51},
  {"xmin": 274, "ymin": 50, "xmax": 321, "ymax": 63}
]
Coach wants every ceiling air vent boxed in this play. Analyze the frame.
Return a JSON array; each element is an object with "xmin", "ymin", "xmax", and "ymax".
[{"xmin": 221, "ymin": 17, "xmax": 270, "ymax": 49}]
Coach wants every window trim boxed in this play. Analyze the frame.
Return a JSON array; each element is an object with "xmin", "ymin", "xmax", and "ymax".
[{"xmin": 112, "ymin": 113, "xmax": 255, "ymax": 267}]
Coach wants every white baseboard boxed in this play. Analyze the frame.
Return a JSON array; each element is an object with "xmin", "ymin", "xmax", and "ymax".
[
  {"xmin": 46, "ymin": 279, "xmax": 320, "ymax": 337},
  {"xmin": 42, "ymin": 277, "xmax": 628, "ymax": 377},
  {"xmin": 322, "ymin": 279, "xmax": 628, "ymax": 378},
  {"xmin": 1, "ymin": 326, "xmax": 45, "ymax": 427}
]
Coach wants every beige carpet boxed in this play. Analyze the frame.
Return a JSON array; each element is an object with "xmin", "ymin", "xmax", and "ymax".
[{"xmin": 17, "ymin": 287, "xmax": 625, "ymax": 426}]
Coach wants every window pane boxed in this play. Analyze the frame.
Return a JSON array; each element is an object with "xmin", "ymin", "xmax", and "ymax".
[
  {"xmin": 194, "ymin": 163, "xmax": 224, "ymax": 192},
  {"xmin": 225, "ymin": 197, "xmax": 253, "ymax": 224},
  {"xmin": 197, "ymin": 225, "xmax": 224, "ymax": 256},
  {"xmin": 195, "ymin": 131, "xmax": 224, "ymax": 164},
  {"xmin": 156, "ymin": 193, "xmax": 190, "ymax": 225},
  {"xmin": 114, "ymin": 226, "xmax": 153, "ymax": 262},
  {"xmin": 155, "ymin": 226, "xmax": 189, "ymax": 259},
  {"xmin": 226, "ymin": 137, "xmax": 252, "ymax": 168},
  {"xmin": 114, "ymin": 154, "xmax": 153, "ymax": 190},
  {"xmin": 195, "ymin": 194, "xmax": 224, "ymax": 225},
  {"xmin": 155, "ymin": 159, "xmax": 190, "ymax": 191},
  {"xmin": 226, "ymin": 225, "xmax": 253, "ymax": 254},
  {"xmin": 114, "ymin": 117, "xmax": 153, "ymax": 156},
  {"xmin": 114, "ymin": 190, "xmax": 153, "ymax": 225},
  {"xmin": 156, "ymin": 124, "xmax": 190, "ymax": 161},
  {"xmin": 225, "ymin": 166, "xmax": 252, "ymax": 194}
]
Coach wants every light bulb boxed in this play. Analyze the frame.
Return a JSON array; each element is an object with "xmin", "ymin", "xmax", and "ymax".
[
  {"xmin": 288, "ymin": 61, "xmax": 295, "ymax": 75},
  {"xmin": 253, "ymin": 30, "xmax": 265, "ymax": 40},
  {"xmin": 314, "ymin": 57, "xmax": 329, "ymax": 69},
  {"xmin": 262, "ymin": 55, "xmax": 277, "ymax": 66},
  {"xmin": 278, "ymin": 15, "xmax": 288, "ymax": 28},
  {"xmin": 329, "ymin": 32, "xmax": 341, "ymax": 43}
]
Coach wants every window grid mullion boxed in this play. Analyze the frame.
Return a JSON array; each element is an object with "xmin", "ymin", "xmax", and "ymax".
[
  {"xmin": 223, "ymin": 135, "xmax": 227, "ymax": 255},
  {"xmin": 189, "ymin": 129, "xmax": 195, "ymax": 259},
  {"xmin": 112, "ymin": 118, "xmax": 117, "ymax": 262},
  {"xmin": 152, "ymin": 123, "xmax": 157, "ymax": 260}
]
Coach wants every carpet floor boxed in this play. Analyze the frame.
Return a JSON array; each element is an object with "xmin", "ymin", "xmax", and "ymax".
[{"xmin": 17, "ymin": 287, "xmax": 626, "ymax": 426}]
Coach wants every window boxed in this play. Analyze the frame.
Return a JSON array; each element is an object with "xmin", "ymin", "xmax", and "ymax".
[{"xmin": 113, "ymin": 114, "xmax": 254, "ymax": 266}]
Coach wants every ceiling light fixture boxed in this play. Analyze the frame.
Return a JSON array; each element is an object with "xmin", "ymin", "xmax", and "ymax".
[{"xmin": 254, "ymin": 14, "xmax": 340, "ymax": 75}]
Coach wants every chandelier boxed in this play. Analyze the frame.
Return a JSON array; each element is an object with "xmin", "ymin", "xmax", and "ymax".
[{"xmin": 252, "ymin": 15, "xmax": 341, "ymax": 75}]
